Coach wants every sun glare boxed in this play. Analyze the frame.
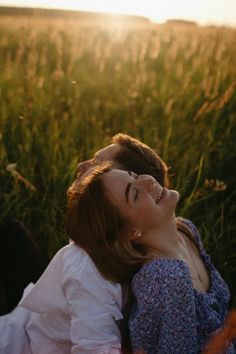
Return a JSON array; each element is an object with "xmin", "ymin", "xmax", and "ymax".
[
  {"xmin": 51, "ymin": 0, "xmax": 201, "ymax": 23},
  {"xmin": 3, "ymin": 0, "xmax": 204, "ymax": 23},
  {"xmin": 2, "ymin": 0, "xmax": 236, "ymax": 26},
  {"xmin": 40, "ymin": 0, "xmax": 170, "ymax": 22}
]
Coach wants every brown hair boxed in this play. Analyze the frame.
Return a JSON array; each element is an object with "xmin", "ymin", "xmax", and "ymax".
[
  {"xmin": 66, "ymin": 163, "xmax": 148, "ymax": 283},
  {"xmin": 112, "ymin": 133, "xmax": 170, "ymax": 188}
]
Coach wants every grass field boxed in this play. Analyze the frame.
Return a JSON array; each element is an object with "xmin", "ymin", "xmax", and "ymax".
[{"xmin": 0, "ymin": 14, "xmax": 235, "ymax": 305}]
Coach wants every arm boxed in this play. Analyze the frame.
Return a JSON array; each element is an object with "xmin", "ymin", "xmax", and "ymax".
[
  {"xmin": 62, "ymin": 249, "xmax": 123, "ymax": 354},
  {"xmin": 129, "ymin": 259, "xmax": 198, "ymax": 354}
]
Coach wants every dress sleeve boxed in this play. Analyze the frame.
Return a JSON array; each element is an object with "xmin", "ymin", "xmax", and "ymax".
[
  {"xmin": 129, "ymin": 259, "xmax": 198, "ymax": 354},
  {"xmin": 62, "ymin": 250, "xmax": 123, "ymax": 354}
]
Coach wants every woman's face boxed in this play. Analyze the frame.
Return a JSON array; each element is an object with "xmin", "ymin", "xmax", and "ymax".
[{"xmin": 102, "ymin": 169, "xmax": 179, "ymax": 233}]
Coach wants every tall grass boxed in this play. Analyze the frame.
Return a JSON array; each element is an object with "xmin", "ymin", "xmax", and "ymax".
[{"xmin": 0, "ymin": 16, "xmax": 235, "ymax": 305}]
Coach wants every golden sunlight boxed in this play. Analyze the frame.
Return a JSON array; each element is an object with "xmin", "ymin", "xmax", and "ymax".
[
  {"xmin": 2, "ymin": 0, "xmax": 236, "ymax": 26},
  {"xmin": 46, "ymin": 0, "xmax": 208, "ymax": 23}
]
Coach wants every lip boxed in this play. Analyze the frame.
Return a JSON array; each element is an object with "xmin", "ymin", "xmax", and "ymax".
[{"xmin": 156, "ymin": 187, "xmax": 166, "ymax": 204}]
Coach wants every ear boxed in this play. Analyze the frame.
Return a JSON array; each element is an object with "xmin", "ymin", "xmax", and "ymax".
[{"xmin": 130, "ymin": 229, "xmax": 142, "ymax": 241}]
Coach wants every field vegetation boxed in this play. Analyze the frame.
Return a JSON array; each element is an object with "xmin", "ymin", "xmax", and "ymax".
[{"xmin": 0, "ymin": 14, "xmax": 235, "ymax": 305}]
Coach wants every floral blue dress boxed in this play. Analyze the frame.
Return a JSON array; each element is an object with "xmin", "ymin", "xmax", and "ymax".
[{"xmin": 129, "ymin": 218, "xmax": 235, "ymax": 354}]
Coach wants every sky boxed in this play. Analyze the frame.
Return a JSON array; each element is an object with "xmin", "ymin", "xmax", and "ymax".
[{"xmin": 0, "ymin": 0, "xmax": 236, "ymax": 27}]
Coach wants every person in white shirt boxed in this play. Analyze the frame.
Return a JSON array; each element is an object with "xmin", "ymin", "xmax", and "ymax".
[{"xmin": 0, "ymin": 134, "xmax": 169, "ymax": 354}]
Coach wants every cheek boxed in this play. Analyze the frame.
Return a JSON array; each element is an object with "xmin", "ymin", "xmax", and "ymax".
[{"xmin": 130, "ymin": 207, "xmax": 156, "ymax": 230}]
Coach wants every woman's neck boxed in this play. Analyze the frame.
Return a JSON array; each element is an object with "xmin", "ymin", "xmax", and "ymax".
[{"xmin": 143, "ymin": 216, "xmax": 185, "ymax": 260}]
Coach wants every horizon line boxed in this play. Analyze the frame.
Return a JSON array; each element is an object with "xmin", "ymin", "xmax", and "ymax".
[{"xmin": 0, "ymin": 3, "xmax": 235, "ymax": 28}]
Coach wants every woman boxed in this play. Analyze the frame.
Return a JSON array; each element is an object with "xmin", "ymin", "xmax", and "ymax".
[
  {"xmin": 67, "ymin": 164, "xmax": 235, "ymax": 354},
  {"xmin": 0, "ymin": 135, "xmax": 169, "ymax": 354},
  {"xmin": 1, "ymin": 133, "xmax": 168, "ymax": 318}
]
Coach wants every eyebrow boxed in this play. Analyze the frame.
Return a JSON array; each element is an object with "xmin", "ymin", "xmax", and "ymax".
[{"xmin": 125, "ymin": 171, "xmax": 132, "ymax": 203}]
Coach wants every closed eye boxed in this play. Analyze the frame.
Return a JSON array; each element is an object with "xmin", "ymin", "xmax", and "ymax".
[
  {"xmin": 134, "ymin": 188, "xmax": 139, "ymax": 201},
  {"xmin": 130, "ymin": 173, "xmax": 139, "ymax": 201},
  {"xmin": 132, "ymin": 172, "xmax": 139, "ymax": 180},
  {"xmin": 127, "ymin": 171, "xmax": 139, "ymax": 202},
  {"xmin": 128, "ymin": 170, "xmax": 139, "ymax": 180}
]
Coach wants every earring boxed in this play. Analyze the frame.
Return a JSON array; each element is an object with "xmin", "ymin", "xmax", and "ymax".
[{"xmin": 131, "ymin": 230, "xmax": 142, "ymax": 240}]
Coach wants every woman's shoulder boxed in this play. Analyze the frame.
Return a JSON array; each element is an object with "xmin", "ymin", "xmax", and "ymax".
[
  {"xmin": 131, "ymin": 258, "xmax": 195, "ymax": 309},
  {"xmin": 176, "ymin": 217, "xmax": 198, "ymax": 236},
  {"xmin": 132, "ymin": 258, "xmax": 192, "ymax": 293},
  {"xmin": 176, "ymin": 217, "xmax": 204, "ymax": 249},
  {"xmin": 134, "ymin": 257, "xmax": 191, "ymax": 278}
]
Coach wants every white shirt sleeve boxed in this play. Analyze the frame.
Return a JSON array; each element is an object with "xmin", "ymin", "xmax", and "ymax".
[
  {"xmin": 0, "ymin": 284, "xmax": 34, "ymax": 354},
  {"xmin": 62, "ymin": 245, "xmax": 123, "ymax": 354}
]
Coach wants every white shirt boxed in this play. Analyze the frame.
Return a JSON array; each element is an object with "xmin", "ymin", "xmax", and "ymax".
[{"xmin": 1, "ymin": 243, "xmax": 123, "ymax": 354}]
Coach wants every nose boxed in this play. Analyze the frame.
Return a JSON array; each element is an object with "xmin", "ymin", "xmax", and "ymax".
[
  {"xmin": 76, "ymin": 160, "xmax": 92, "ymax": 176},
  {"xmin": 136, "ymin": 175, "xmax": 155, "ymax": 192}
]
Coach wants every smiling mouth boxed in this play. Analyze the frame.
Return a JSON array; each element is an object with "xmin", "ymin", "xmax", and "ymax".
[{"xmin": 156, "ymin": 188, "xmax": 165, "ymax": 203}]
